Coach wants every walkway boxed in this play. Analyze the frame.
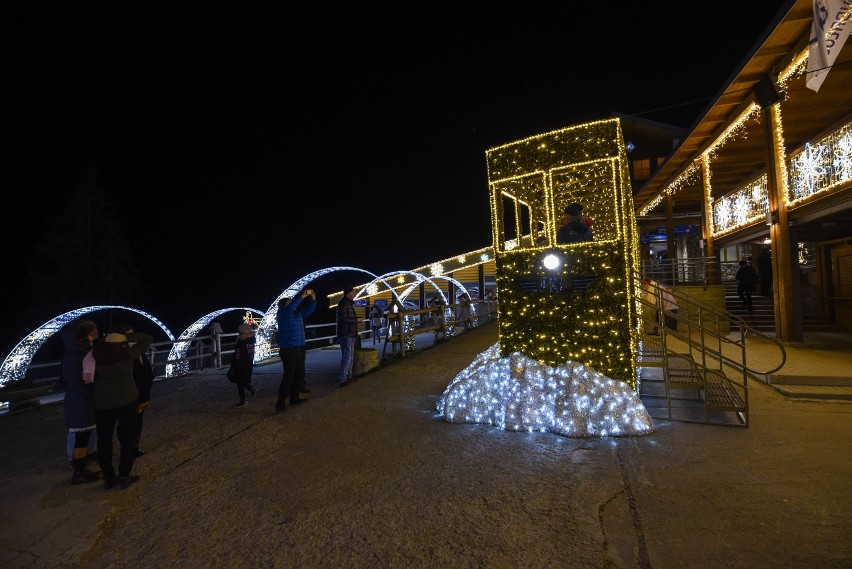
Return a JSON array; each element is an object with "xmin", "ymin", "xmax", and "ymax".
[{"xmin": 1, "ymin": 322, "xmax": 851, "ymax": 568}]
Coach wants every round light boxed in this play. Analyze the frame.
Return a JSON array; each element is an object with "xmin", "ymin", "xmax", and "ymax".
[{"xmin": 543, "ymin": 253, "xmax": 561, "ymax": 271}]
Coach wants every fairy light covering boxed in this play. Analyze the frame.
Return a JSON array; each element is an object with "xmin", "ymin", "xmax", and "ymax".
[
  {"xmin": 0, "ymin": 306, "xmax": 176, "ymax": 388},
  {"xmin": 436, "ymin": 344, "xmax": 653, "ymax": 438},
  {"xmin": 787, "ymin": 118, "xmax": 852, "ymax": 205},
  {"xmin": 711, "ymin": 175, "xmax": 768, "ymax": 237},
  {"xmin": 485, "ymin": 118, "xmax": 641, "ymax": 388},
  {"xmin": 167, "ymin": 307, "xmax": 264, "ymax": 377},
  {"xmin": 710, "ymin": 116, "xmax": 851, "ymax": 236}
]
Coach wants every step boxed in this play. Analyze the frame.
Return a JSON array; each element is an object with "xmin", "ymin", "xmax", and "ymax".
[{"xmin": 769, "ymin": 374, "xmax": 852, "ymax": 386}]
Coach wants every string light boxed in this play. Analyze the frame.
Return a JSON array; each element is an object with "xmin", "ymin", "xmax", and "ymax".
[
  {"xmin": 436, "ymin": 344, "xmax": 653, "ymax": 437},
  {"xmin": 486, "ymin": 118, "xmax": 641, "ymax": 388}
]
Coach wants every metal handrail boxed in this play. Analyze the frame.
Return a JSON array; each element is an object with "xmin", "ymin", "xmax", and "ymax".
[{"xmin": 639, "ymin": 276, "xmax": 786, "ymax": 377}]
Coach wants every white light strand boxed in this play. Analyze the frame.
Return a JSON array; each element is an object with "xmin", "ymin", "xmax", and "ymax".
[{"xmin": 436, "ymin": 343, "xmax": 653, "ymax": 438}]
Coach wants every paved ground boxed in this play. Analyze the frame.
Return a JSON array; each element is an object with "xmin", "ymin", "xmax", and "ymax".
[{"xmin": 1, "ymin": 322, "xmax": 851, "ymax": 568}]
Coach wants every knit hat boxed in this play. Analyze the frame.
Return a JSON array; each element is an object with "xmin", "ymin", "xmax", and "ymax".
[
  {"xmin": 564, "ymin": 203, "xmax": 583, "ymax": 217},
  {"xmin": 237, "ymin": 323, "xmax": 255, "ymax": 335},
  {"xmin": 344, "ymin": 286, "xmax": 356, "ymax": 296},
  {"xmin": 104, "ymin": 333, "xmax": 128, "ymax": 343}
]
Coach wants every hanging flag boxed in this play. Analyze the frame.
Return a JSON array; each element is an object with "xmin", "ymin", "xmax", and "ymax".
[{"xmin": 806, "ymin": 0, "xmax": 852, "ymax": 92}]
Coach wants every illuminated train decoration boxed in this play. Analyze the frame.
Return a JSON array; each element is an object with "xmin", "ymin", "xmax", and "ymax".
[
  {"xmin": 436, "ymin": 119, "xmax": 652, "ymax": 438},
  {"xmin": 486, "ymin": 118, "xmax": 641, "ymax": 387}
]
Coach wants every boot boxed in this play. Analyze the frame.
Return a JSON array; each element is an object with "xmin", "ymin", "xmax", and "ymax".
[{"xmin": 71, "ymin": 459, "xmax": 100, "ymax": 485}]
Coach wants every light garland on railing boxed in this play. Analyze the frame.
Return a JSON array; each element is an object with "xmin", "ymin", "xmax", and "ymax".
[
  {"xmin": 787, "ymin": 119, "xmax": 852, "ymax": 204},
  {"xmin": 711, "ymin": 175, "xmax": 768, "ymax": 237},
  {"xmin": 436, "ymin": 344, "xmax": 653, "ymax": 438}
]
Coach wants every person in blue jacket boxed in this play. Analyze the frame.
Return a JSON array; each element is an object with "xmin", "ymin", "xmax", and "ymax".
[{"xmin": 275, "ymin": 288, "xmax": 317, "ymax": 412}]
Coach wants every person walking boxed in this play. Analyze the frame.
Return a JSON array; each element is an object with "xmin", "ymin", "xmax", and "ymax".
[
  {"xmin": 60, "ymin": 318, "xmax": 101, "ymax": 486},
  {"xmin": 92, "ymin": 327, "xmax": 153, "ymax": 490},
  {"xmin": 337, "ymin": 286, "xmax": 363, "ymax": 387},
  {"xmin": 228, "ymin": 323, "xmax": 257, "ymax": 407},
  {"xmin": 275, "ymin": 289, "xmax": 316, "ymax": 411},
  {"xmin": 736, "ymin": 259, "xmax": 759, "ymax": 312}
]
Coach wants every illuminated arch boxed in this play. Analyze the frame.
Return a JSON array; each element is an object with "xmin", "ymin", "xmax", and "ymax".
[
  {"xmin": 0, "ymin": 306, "xmax": 175, "ymax": 389},
  {"xmin": 255, "ymin": 266, "xmax": 403, "ymax": 361},
  {"xmin": 395, "ymin": 273, "xmax": 470, "ymax": 305},
  {"xmin": 166, "ymin": 307, "xmax": 265, "ymax": 377}
]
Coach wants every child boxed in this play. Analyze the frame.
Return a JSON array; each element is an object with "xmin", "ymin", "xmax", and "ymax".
[{"xmin": 228, "ymin": 323, "xmax": 257, "ymax": 407}]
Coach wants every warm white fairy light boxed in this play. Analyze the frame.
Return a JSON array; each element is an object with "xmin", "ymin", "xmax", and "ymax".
[
  {"xmin": 638, "ymin": 161, "xmax": 700, "ymax": 216},
  {"xmin": 1, "ymin": 305, "xmax": 176, "ymax": 388},
  {"xmin": 429, "ymin": 262, "xmax": 445, "ymax": 276},
  {"xmin": 436, "ymin": 344, "xmax": 653, "ymax": 438}
]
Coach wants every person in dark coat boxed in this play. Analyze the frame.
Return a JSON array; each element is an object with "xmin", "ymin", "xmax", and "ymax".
[
  {"xmin": 336, "ymin": 286, "xmax": 363, "ymax": 387},
  {"xmin": 736, "ymin": 259, "xmax": 759, "ymax": 312},
  {"xmin": 60, "ymin": 318, "xmax": 101, "ymax": 485},
  {"xmin": 92, "ymin": 329, "xmax": 153, "ymax": 490},
  {"xmin": 275, "ymin": 289, "xmax": 316, "ymax": 411},
  {"xmin": 556, "ymin": 203, "xmax": 593, "ymax": 243},
  {"xmin": 229, "ymin": 322, "xmax": 257, "ymax": 407},
  {"xmin": 114, "ymin": 323, "xmax": 155, "ymax": 457}
]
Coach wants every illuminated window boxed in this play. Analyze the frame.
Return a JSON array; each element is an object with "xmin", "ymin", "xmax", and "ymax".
[{"xmin": 633, "ymin": 159, "xmax": 650, "ymax": 180}]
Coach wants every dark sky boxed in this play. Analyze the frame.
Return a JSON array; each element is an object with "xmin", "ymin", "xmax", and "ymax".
[{"xmin": 3, "ymin": 2, "xmax": 791, "ymax": 338}]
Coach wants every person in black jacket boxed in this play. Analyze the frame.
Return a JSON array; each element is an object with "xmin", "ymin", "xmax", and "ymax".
[
  {"xmin": 556, "ymin": 203, "xmax": 593, "ymax": 244},
  {"xmin": 60, "ymin": 318, "xmax": 101, "ymax": 485},
  {"xmin": 115, "ymin": 324, "xmax": 155, "ymax": 458},
  {"xmin": 228, "ymin": 323, "xmax": 257, "ymax": 407},
  {"xmin": 336, "ymin": 286, "xmax": 363, "ymax": 387},
  {"xmin": 92, "ymin": 328, "xmax": 153, "ymax": 490},
  {"xmin": 736, "ymin": 259, "xmax": 759, "ymax": 312}
]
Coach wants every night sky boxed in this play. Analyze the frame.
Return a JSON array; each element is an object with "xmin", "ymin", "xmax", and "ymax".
[{"xmin": 3, "ymin": 2, "xmax": 791, "ymax": 346}]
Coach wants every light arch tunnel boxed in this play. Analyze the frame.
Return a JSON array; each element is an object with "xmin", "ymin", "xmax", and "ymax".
[{"xmin": 0, "ymin": 267, "xmax": 474, "ymax": 389}]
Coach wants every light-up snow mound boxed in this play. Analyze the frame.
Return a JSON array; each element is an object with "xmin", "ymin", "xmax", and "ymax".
[{"xmin": 437, "ymin": 343, "xmax": 654, "ymax": 438}]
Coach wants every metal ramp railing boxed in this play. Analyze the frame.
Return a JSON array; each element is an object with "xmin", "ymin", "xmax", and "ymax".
[{"xmin": 634, "ymin": 277, "xmax": 786, "ymax": 427}]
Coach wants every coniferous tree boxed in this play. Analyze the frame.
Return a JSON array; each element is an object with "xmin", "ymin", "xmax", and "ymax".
[{"xmin": 21, "ymin": 159, "xmax": 145, "ymax": 326}]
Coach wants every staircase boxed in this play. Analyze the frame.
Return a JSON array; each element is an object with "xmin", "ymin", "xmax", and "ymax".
[
  {"xmin": 723, "ymin": 281, "xmax": 774, "ymax": 333},
  {"xmin": 723, "ymin": 281, "xmax": 837, "ymax": 332}
]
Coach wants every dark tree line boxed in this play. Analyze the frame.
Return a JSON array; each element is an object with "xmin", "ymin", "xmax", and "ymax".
[{"xmin": 5, "ymin": 160, "xmax": 145, "ymax": 358}]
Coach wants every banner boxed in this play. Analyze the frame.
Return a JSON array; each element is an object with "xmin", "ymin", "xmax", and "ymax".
[{"xmin": 806, "ymin": 0, "xmax": 852, "ymax": 92}]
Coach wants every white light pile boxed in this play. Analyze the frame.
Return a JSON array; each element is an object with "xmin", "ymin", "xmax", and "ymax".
[{"xmin": 436, "ymin": 343, "xmax": 654, "ymax": 438}]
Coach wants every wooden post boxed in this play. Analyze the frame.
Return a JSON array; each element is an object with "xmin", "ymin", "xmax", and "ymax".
[{"xmin": 763, "ymin": 104, "xmax": 802, "ymax": 341}]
